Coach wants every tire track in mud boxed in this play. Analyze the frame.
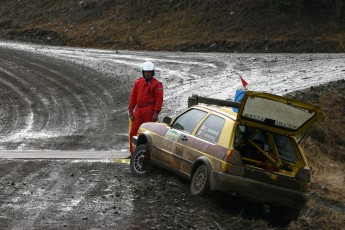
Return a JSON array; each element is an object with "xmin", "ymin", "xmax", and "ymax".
[
  {"xmin": 0, "ymin": 53, "xmax": 82, "ymax": 149},
  {"xmin": 1, "ymin": 42, "xmax": 345, "ymax": 151},
  {"xmin": 0, "ymin": 65, "xmax": 35, "ymax": 144},
  {"xmin": 0, "ymin": 47, "xmax": 129, "ymax": 150}
]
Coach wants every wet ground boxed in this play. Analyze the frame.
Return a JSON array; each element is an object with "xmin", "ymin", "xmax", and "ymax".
[
  {"xmin": 0, "ymin": 41, "xmax": 345, "ymax": 151},
  {"xmin": 0, "ymin": 159, "xmax": 275, "ymax": 229},
  {"xmin": 0, "ymin": 41, "xmax": 345, "ymax": 229}
]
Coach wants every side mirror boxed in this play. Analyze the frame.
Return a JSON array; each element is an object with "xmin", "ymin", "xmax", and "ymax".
[{"xmin": 163, "ymin": 116, "xmax": 172, "ymax": 125}]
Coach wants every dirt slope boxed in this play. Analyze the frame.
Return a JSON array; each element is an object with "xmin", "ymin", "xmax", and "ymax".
[{"xmin": 1, "ymin": 0, "xmax": 345, "ymax": 52}]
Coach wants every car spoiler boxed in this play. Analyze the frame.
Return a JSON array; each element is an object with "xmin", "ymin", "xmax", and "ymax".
[{"xmin": 188, "ymin": 94, "xmax": 241, "ymax": 108}]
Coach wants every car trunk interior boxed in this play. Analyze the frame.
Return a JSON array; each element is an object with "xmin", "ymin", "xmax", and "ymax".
[{"xmin": 234, "ymin": 124, "xmax": 303, "ymax": 175}]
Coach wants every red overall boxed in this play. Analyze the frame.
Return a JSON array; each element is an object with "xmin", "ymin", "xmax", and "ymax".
[{"xmin": 128, "ymin": 77, "xmax": 163, "ymax": 153}]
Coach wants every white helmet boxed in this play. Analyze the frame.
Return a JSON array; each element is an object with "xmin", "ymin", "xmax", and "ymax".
[{"xmin": 142, "ymin": 61, "xmax": 155, "ymax": 71}]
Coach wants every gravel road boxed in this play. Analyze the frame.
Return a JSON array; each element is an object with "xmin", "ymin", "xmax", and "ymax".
[{"xmin": 0, "ymin": 41, "xmax": 344, "ymax": 229}]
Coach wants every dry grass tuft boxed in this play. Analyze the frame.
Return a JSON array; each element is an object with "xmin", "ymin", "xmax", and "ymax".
[
  {"xmin": 287, "ymin": 80, "xmax": 345, "ymax": 228},
  {"xmin": 292, "ymin": 199, "xmax": 345, "ymax": 229},
  {"xmin": 304, "ymin": 141, "xmax": 345, "ymax": 204}
]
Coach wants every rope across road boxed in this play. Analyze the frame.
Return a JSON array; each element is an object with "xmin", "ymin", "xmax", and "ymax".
[{"xmin": 0, "ymin": 150, "xmax": 130, "ymax": 159}]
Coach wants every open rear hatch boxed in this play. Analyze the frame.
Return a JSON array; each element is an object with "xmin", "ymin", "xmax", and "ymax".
[
  {"xmin": 234, "ymin": 91, "xmax": 323, "ymax": 174},
  {"xmin": 236, "ymin": 91, "xmax": 323, "ymax": 136}
]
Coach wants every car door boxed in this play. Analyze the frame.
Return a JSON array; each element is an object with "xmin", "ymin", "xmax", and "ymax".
[
  {"xmin": 178, "ymin": 113, "xmax": 227, "ymax": 175},
  {"xmin": 154, "ymin": 108, "xmax": 208, "ymax": 171}
]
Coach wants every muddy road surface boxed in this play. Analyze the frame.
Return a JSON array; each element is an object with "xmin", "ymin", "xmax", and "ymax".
[
  {"xmin": 1, "ymin": 41, "xmax": 345, "ymax": 151},
  {"xmin": 0, "ymin": 45, "xmax": 130, "ymax": 151},
  {"xmin": 0, "ymin": 42, "xmax": 345, "ymax": 229},
  {"xmin": 0, "ymin": 159, "xmax": 274, "ymax": 229}
]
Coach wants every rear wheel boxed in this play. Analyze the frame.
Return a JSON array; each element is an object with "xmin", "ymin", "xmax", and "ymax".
[
  {"xmin": 130, "ymin": 144, "xmax": 153, "ymax": 176},
  {"xmin": 190, "ymin": 164, "xmax": 210, "ymax": 196}
]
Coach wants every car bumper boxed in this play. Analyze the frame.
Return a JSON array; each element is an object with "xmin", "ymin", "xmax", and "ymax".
[{"xmin": 212, "ymin": 170, "xmax": 308, "ymax": 209}]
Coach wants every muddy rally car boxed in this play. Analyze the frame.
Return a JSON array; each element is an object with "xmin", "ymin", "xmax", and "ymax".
[{"xmin": 130, "ymin": 91, "xmax": 322, "ymax": 226}]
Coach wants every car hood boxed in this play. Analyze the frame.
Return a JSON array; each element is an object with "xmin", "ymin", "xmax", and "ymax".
[{"xmin": 236, "ymin": 91, "xmax": 323, "ymax": 136}]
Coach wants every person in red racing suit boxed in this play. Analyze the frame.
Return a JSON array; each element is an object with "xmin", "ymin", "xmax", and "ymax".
[{"xmin": 128, "ymin": 61, "xmax": 163, "ymax": 153}]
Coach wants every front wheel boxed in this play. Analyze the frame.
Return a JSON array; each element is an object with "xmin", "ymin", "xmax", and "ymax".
[
  {"xmin": 130, "ymin": 144, "xmax": 153, "ymax": 176},
  {"xmin": 190, "ymin": 164, "xmax": 210, "ymax": 196}
]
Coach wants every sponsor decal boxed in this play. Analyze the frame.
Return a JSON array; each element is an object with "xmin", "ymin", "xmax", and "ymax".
[
  {"xmin": 274, "ymin": 121, "xmax": 298, "ymax": 129},
  {"xmin": 196, "ymin": 125, "xmax": 221, "ymax": 143},
  {"xmin": 165, "ymin": 129, "xmax": 180, "ymax": 141},
  {"xmin": 243, "ymin": 113, "xmax": 265, "ymax": 122},
  {"xmin": 244, "ymin": 113, "xmax": 298, "ymax": 130}
]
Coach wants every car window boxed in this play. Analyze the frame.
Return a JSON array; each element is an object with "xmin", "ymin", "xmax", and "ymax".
[
  {"xmin": 234, "ymin": 125, "xmax": 269, "ymax": 151},
  {"xmin": 196, "ymin": 114, "xmax": 225, "ymax": 143},
  {"xmin": 172, "ymin": 109, "xmax": 207, "ymax": 133},
  {"xmin": 273, "ymin": 134, "xmax": 298, "ymax": 163}
]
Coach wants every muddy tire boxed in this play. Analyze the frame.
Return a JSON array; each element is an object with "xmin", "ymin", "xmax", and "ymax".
[
  {"xmin": 190, "ymin": 164, "xmax": 210, "ymax": 196},
  {"xmin": 130, "ymin": 144, "xmax": 153, "ymax": 177},
  {"xmin": 269, "ymin": 206, "xmax": 300, "ymax": 227}
]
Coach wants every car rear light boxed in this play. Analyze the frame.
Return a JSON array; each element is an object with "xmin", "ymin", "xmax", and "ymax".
[
  {"xmin": 223, "ymin": 149, "xmax": 233, "ymax": 162},
  {"xmin": 223, "ymin": 149, "xmax": 243, "ymax": 165},
  {"xmin": 296, "ymin": 168, "xmax": 311, "ymax": 183}
]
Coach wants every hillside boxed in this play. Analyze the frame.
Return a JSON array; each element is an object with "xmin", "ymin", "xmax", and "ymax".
[{"xmin": 1, "ymin": 0, "xmax": 345, "ymax": 52}]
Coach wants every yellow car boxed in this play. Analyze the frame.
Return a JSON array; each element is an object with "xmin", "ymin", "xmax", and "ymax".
[{"xmin": 130, "ymin": 91, "xmax": 322, "ymax": 226}]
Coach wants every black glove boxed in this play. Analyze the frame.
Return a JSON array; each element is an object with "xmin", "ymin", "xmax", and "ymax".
[
  {"xmin": 129, "ymin": 111, "xmax": 134, "ymax": 121},
  {"xmin": 152, "ymin": 111, "xmax": 159, "ymax": 122}
]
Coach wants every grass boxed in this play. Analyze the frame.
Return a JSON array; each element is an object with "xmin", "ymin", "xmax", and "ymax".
[
  {"xmin": 1, "ymin": 0, "xmax": 345, "ymax": 52},
  {"xmin": 293, "ymin": 199, "xmax": 345, "ymax": 229},
  {"xmin": 304, "ymin": 140, "xmax": 345, "ymax": 204},
  {"xmin": 286, "ymin": 80, "xmax": 345, "ymax": 228}
]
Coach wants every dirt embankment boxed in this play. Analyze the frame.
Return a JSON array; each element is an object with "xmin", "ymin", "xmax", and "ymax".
[
  {"xmin": 286, "ymin": 79, "xmax": 345, "ymax": 161},
  {"xmin": 0, "ymin": 0, "xmax": 345, "ymax": 52}
]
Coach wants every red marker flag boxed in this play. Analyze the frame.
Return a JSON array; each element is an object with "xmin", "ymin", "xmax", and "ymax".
[{"xmin": 240, "ymin": 76, "xmax": 248, "ymax": 89}]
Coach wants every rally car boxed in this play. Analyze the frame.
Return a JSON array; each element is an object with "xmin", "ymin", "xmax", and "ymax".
[{"xmin": 130, "ymin": 91, "xmax": 322, "ymax": 226}]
